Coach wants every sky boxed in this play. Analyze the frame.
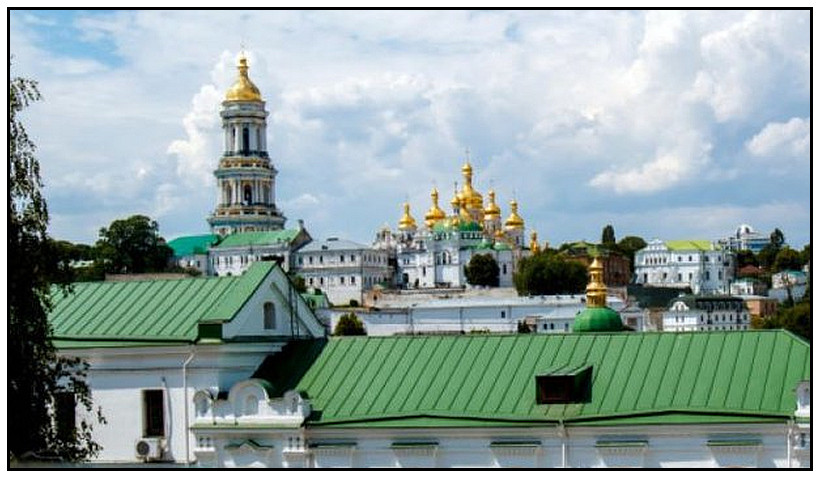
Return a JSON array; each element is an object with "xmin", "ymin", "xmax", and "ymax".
[{"xmin": 9, "ymin": 10, "xmax": 812, "ymax": 249}]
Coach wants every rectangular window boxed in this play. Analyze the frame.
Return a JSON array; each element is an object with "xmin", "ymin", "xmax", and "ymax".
[
  {"xmin": 309, "ymin": 256, "xmax": 313, "ymax": 264},
  {"xmin": 351, "ymin": 254, "xmax": 356, "ymax": 262},
  {"xmin": 143, "ymin": 390, "xmax": 165, "ymax": 438},
  {"xmin": 340, "ymin": 276, "xmax": 345, "ymax": 285},
  {"xmin": 309, "ymin": 277, "xmax": 314, "ymax": 286},
  {"xmin": 340, "ymin": 255, "xmax": 345, "ymax": 262},
  {"xmin": 501, "ymin": 311, "xmax": 506, "ymax": 318},
  {"xmin": 351, "ymin": 276, "xmax": 356, "ymax": 285},
  {"xmin": 264, "ymin": 302, "xmax": 276, "ymax": 330},
  {"xmin": 55, "ymin": 392, "xmax": 76, "ymax": 442}
]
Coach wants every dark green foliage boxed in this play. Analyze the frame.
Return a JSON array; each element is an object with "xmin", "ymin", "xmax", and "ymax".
[
  {"xmin": 95, "ymin": 215, "xmax": 173, "ymax": 274},
  {"xmin": 615, "ymin": 235, "xmax": 647, "ymax": 271},
  {"xmin": 514, "ymin": 251, "xmax": 588, "ymax": 296},
  {"xmin": 464, "ymin": 253, "xmax": 500, "ymax": 287},
  {"xmin": 334, "ymin": 312, "xmax": 366, "ymax": 336},
  {"xmin": 9, "ymin": 68, "xmax": 102, "ymax": 461},
  {"xmin": 288, "ymin": 273, "xmax": 307, "ymax": 293},
  {"xmin": 601, "ymin": 224, "xmax": 616, "ymax": 245},
  {"xmin": 757, "ymin": 301, "xmax": 810, "ymax": 342},
  {"xmin": 770, "ymin": 228, "xmax": 785, "ymax": 250},
  {"xmin": 799, "ymin": 243, "xmax": 811, "ymax": 266},
  {"xmin": 774, "ymin": 247, "xmax": 804, "ymax": 272},
  {"xmin": 735, "ymin": 249, "xmax": 759, "ymax": 269},
  {"xmin": 757, "ymin": 244, "xmax": 779, "ymax": 271}
]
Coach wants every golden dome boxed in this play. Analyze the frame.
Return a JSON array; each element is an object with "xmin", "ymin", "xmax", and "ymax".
[
  {"xmin": 398, "ymin": 202, "xmax": 417, "ymax": 231},
  {"xmin": 459, "ymin": 162, "xmax": 483, "ymax": 211},
  {"xmin": 225, "ymin": 56, "xmax": 262, "ymax": 102},
  {"xmin": 504, "ymin": 199, "xmax": 525, "ymax": 230},
  {"xmin": 586, "ymin": 257, "xmax": 607, "ymax": 308},
  {"xmin": 483, "ymin": 189, "xmax": 501, "ymax": 219},
  {"xmin": 424, "ymin": 188, "xmax": 447, "ymax": 228}
]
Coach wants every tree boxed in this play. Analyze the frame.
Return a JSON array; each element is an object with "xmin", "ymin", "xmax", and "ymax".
[
  {"xmin": 773, "ymin": 247, "xmax": 803, "ymax": 273},
  {"xmin": 615, "ymin": 235, "xmax": 647, "ymax": 272},
  {"xmin": 96, "ymin": 215, "xmax": 173, "ymax": 274},
  {"xmin": 756, "ymin": 301, "xmax": 810, "ymax": 342},
  {"xmin": 735, "ymin": 249, "xmax": 758, "ymax": 269},
  {"xmin": 513, "ymin": 252, "xmax": 588, "ymax": 296},
  {"xmin": 770, "ymin": 228, "xmax": 785, "ymax": 250},
  {"xmin": 601, "ymin": 224, "xmax": 616, "ymax": 245},
  {"xmin": 800, "ymin": 243, "xmax": 811, "ymax": 267},
  {"xmin": 464, "ymin": 253, "xmax": 500, "ymax": 287},
  {"xmin": 333, "ymin": 312, "xmax": 366, "ymax": 336},
  {"xmin": 9, "ymin": 68, "xmax": 102, "ymax": 461}
]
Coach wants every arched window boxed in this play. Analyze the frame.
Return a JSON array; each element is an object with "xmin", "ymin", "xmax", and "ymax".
[
  {"xmin": 243, "ymin": 185, "xmax": 252, "ymax": 205},
  {"xmin": 224, "ymin": 183, "xmax": 232, "ymax": 205},
  {"xmin": 264, "ymin": 302, "xmax": 275, "ymax": 330},
  {"xmin": 242, "ymin": 127, "xmax": 250, "ymax": 154}
]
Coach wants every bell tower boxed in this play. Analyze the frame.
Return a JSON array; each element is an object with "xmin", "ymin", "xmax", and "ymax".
[{"xmin": 208, "ymin": 54, "xmax": 286, "ymax": 236}]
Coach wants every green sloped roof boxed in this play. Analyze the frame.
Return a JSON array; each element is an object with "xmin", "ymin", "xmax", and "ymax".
[
  {"xmin": 665, "ymin": 240, "xmax": 713, "ymax": 251},
  {"xmin": 168, "ymin": 234, "xmax": 219, "ymax": 257},
  {"xmin": 216, "ymin": 229, "xmax": 300, "ymax": 249},
  {"xmin": 49, "ymin": 262, "xmax": 275, "ymax": 345},
  {"xmin": 278, "ymin": 331, "xmax": 808, "ymax": 428}
]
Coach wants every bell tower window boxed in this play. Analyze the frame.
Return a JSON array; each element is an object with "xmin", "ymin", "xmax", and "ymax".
[
  {"xmin": 243, "ymin": 185, "xmax": 252, "ymax": 205},
  {"xmin": 242, "ymin": 127, "xmax": 250, "ymax": 155}
]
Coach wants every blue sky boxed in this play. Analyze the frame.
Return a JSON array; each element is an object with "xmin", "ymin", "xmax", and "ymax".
[{"xmin": 10, "ymin": 10, "xmax": 811, "ymax": 248}]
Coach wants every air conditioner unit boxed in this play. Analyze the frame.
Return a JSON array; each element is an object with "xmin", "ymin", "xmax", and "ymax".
[{"xmin": 135, "ymin": 437, "xmax": 165, "ymax": 461}]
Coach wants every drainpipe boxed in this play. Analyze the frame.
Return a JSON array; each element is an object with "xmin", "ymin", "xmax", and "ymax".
[
  {"xmin": 182, "ymin": 349, "xmax": 196, "ymax": 466},
  {"xmin": 786, "ymin": 419, "xmax": 793, "ymax": 468},
  {"xmin": 558, "ymin": 420, "xmax": 567, "ymax": 468}
]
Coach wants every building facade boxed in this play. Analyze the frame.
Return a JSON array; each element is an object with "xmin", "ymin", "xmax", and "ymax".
[
  {"xmin": 719, "ymin": 224, "xmax": 771, "ymax": 253},
  {"xmin": 634, "ymin": 239, "xmax": 735, "ymax": 294},
  {"xmin": 293, "ymin": 237, "xmax": 393, "ymax": 306},
  {"xmin": 663, "ymin": 295, "xmax": 750, "ymax": 332}
]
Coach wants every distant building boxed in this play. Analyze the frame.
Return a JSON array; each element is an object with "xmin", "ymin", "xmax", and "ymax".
[
  {"xmin": 740, "ymin": 295, "xmax": 778, "ymax": 319},
  {"xmin": 719, "ymin": 224, "xmax": 770, "ymax": 253},
  {"xmin": 210, "ymin": 227, "xmax": 311, "ymax": 277},
  {"xmin": 770, "ymin": 270, "xmax": 808, "ymax": 303},
  {"xmin": 730, "ymin": 278, "xmax": 767, "ymax": 296},
  {"xmin": 663, "ymin": 295, "xmax": 750, "ymax": 332},
  {"xmin": 634, "ymin": 239, "xmax": 735, "ymax": 294},
  {"xmin": 168, "ymin": 234, "xmax": 219, "ymax": 275},
  {"xmin": 293, "ymin": 237, "xmax": 393, "ymax": 306},
  {"xmin": 561, "ymin": 241, "xmax": 631, "ymax": 287}
]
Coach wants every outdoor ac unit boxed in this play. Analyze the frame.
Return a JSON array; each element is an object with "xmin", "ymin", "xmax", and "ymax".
[{"xmin": 135, "ymin": 437, "xmax": 165, "ymax": 461}]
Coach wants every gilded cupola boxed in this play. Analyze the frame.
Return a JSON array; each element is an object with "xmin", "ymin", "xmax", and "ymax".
[
  {"xmin": 398, "ymin": 202, "xmax": 417, "ymax": 231},
  {"xmin": 585, "ymin": 257, "xmax": 607, "ymax": 308},
  {"xmin": 483, "ymin": 189, "xmax": 501, "ymax": 220},
  {"xmin": 424, "ymin": 188, "xmax": 447, "ymax": 228},
  {"xmin": 504, "ymin": 199, "xmax": 525, "ymax": 230},
  {"xmin": 459, "ymin": 162, "xmax": 483, "ymax": 211},
  {"xmin": 530, "ymin": 231, "xmax": 540, "ymax": 253},
  {"xmin": 572, "ymin": 257, "xmax": 623, "ymax": 333},
  {"xmin": 225, "ymin": 55, "xmax": 263, "ymax": 102}
]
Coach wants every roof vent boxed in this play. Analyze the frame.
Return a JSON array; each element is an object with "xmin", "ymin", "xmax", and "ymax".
[
  {"xmin": 536, "ymin": 364, "xmax": 592, "ymax": 404},
  {"xmin": 327, "ymin": 237, "xmax": 338, "ymax": 241}
]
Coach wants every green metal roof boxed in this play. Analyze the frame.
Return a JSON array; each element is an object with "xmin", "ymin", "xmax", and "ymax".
[
  {"xmin": 271, "ymin": 330, "xmax": 809, "ymax": 428},
  {"xmin": 215, "ymin": 229, "xmax": 300, "ymax": 249},
  {"xmin": 665, "ymin": 240, "xmax": 713, "ymax": 251},
  {"xmin": 572, "ymin": 307, "xmax": 623, "ymax": 333},
  {"xmin": 167, "ymin": 234, "xmax": 219, "ymax": 257},
  {"xmin": 49, "ymin": 262, "xmax": 276, "ymax": 345}
]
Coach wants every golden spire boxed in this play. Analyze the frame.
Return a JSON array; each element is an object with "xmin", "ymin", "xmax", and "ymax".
[
  {"xmin": 424, "ymin": 187, "xmax": 446, "ymax": 228},
  {"xmin": 586, "ymin": 257, "xmax": 607, "ymax": 308},
  {"xmin": 483, "ymin": 189, "xmax": 501, "ymax": 220},
  {"xmin": 458, "ymin": 196, "xmax": 472, "ymax": 222},
  {"xmin": 504, "ymin": 199, "xmax": 525, "ymax": 230},
  {"xmin": 225, "ymin": 54, "xmax": 262, "ymax": 102},
  {"xmin": 530, "ymin": 231, "xmax": 540, "ymax": 253},
  {"xmin": 398, "ymin": 202, "xmax": 417, "ymax": 231}
]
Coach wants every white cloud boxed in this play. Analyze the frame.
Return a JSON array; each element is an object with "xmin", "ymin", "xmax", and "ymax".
[{"xmin": 746, "ymin": 117, "xmax": 810, "ymax": 159}]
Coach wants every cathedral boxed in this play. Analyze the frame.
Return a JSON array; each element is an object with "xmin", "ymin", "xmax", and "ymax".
[{"xmin": 374, "ymin": 161, "xmax": 540, "ymax": 288}]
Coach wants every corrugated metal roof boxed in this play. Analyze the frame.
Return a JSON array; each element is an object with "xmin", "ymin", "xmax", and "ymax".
[
  {"xmin": 281, "ymin": 331, "xmax": 808, "ymax": 428},
  {"xmin": 49, "ymin": 262, "xmax": 275, "ymax": 343},
  {"xmin": 168, "ymin": 234, "xmax": 219, "ymax": 257},
  {"xmin": 215, "ymin": 230, "xmax": 299, "ymax": 249}
]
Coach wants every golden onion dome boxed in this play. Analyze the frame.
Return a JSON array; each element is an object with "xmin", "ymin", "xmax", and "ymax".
[
  {"xmin": 398, "ymin": 202, "xmax": 417, "ymax": 231},
  {"xmin": 225, "ymin": 56, "xmax": 262, "ymax": 102},
  {"xmin": 424, "ymin": 188, "xmax": 447, "ymax": 228},
  {"xmin": 483, "ymin": 189, "xmax": 501, "ymax": 219},
  {"xmin": 585, "ymin": 257, "xmax": 608, "ymax": 308},
  {"xmin": 504, "ymin": 199, "xmax": 525, "ymax": 230},
  {"xmin": 459, "ymin": 162, "xmax": 483, "ymax": 210}
]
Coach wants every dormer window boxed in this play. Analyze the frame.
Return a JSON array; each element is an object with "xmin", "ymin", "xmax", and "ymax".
[{"xmin": 536, "ymin": 365, "xmax": 592, "ymax": 404}]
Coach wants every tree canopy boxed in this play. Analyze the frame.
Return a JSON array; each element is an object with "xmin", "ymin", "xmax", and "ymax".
[
  {"xmin": 333, "ymin": 312, "xmax": 366, "ymax": 336},
  {"xmin": 513, "ymin": 251, "xmax": 588, "ymax": 296},
  {"xmin": 601, "ymin": 224, "xmax": 616, "ymax": 245},
  {"xmin": 9, "ymin": 68, "xmax": 102, "ymax": 461},
  {"xmin": 95, "ymin": 215, "xmax": 173, "ymax": 274},
  {"xmin": 464, "ymin": 253, "xmax": 500, "ymax": 287}
]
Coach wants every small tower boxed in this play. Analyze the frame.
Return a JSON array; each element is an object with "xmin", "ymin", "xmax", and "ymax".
[
  {"xmin": 530, "ymin": 231, "xmax": 540, "ymax": 254},
  {"xmin": 573, "ymin": 257, "xmax": 623, "ymax": 332},
  {"xmin": 504, "ymin": 199, "xmax": 525, "ymax": 247},
  {"xmin": 208, "ymin": 54, "xmax": 285, "ymax": 236},
  {"xmin": 398, "ymin": 202, "xmax": 417, "ymax": 239},
  {"xmin": 459, "ymin": 162, "xmax": 484, "ymax": 223},
  {"xmin": 483, "ymin": 190, "xmax": 502, "ymax": 235},
  {"xmin": 424, "ymin": 188, "xmax": 446, "ymax": 229}
]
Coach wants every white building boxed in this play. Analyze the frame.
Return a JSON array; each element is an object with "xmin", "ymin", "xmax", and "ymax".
[
  {"xmin": 769, "ymin": 270, "xmax": 808, "ymax": 303},
  {"xmin": 730, "ymin": 278, "xmax": 768, "ymax": 296},
  {"xmin": 209, "ymin": 224, "xmax": 311, "ymax": 277},
  {"xmin": 634, "ymin": 239, "xmax": 735, "ymax": 294},
  {"xmin": 719, "ymin": 224, "xmax": 771, "ymax": 253},
  {"xmin": 49, "ymin": 262, "xmax": 326, "ymax": 464},
  {"xmin": 375, "ymin": 163, "xmax": 535, "ymax": 289},
  {"xmin": 663, "ymin": 295, "xmax": 750, "ymax": 332},
  {"xmin": 293, "ymin": 237, "xmax": 393, "ymax": 306}
]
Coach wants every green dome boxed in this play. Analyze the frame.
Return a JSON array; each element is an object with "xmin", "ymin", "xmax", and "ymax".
[{"xmin": 572, "ymin": 307, "xmax": 623, "ymax": 333}]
